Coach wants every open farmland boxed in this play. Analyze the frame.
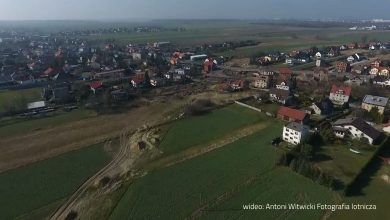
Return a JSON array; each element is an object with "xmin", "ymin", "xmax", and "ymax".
[
  {"xmin": 201, "ymin": 167, "xmax": 338, "ymax": 220},
  {"xmin": 85, "ymin": 20, "xmax": 390, "ymax": 58},
  {"xmin": 0, "ymin": 143, "xmax": 113, "ymax": 220},
  {"xmin": 0, "ymin": 109, "xmax": 96, "ymax": 138},
  {"xmin": 159, "ymin": 104, "xmax": 269, "ymax": 155},
  {"xmin": 110, "ymin": 122, "xmax": 283, "ymax": 220},
  {"xmin": 109, "ymin": 108, "xmax": 336, "ymax": 220}
]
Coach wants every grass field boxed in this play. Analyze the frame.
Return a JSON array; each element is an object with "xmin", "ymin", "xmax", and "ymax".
[
  {"xmin": 0, "ymin": 109, "xmax": 96, "ymax": 138},
  {"xmin": 0, "ymin": 88, "xmax": 42, "ymax": 113},
  {"xmin": 201, "ymin": 167, "xmax": 338, "ymax": 220},
  {"xmin": 331, "ymin": 164, "xmax": 390, "ymax": 220},
  {"xmin": 314, "ymin": 144, "xmax": 377, "ymax": 185},
  {"xmin": 109, "ymin": 114, "xmax": 336, "ymax": 220},
  {"xmin": 110, "ymin": 122, "xmax": 283, "ymax": 220},
  {"xmin": 159, "ymin": 104, "xmax": 268, "ymax": 155},
  {"xmin": 0, "ymin": 143, "xmax": 112, "ymax": 220}
]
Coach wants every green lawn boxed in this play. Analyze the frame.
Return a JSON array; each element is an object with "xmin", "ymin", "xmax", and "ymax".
[
  {"xmin": 0, "ymin": 88, "xmax": 42, "ymax": 113},
  {"xmin": 111, "ymin": 122, "xmax": 336, "ymax": 220},
  {"xmin": 159, "ymin": 104, "xmax": 268, "ymax": 155},
  {"xmin": 0, "ymin": 109, "xmax": 96, "ymax": 138},
  {"xmin": 0, "ymin": 143, "xmax": 112, "ymax": 220},
  {"xmin": 331, "ymin": 164, "xmax": 390, "ymax": 220},
  {"xmin": 202, "ymin": 167, "xmax": 338, "ymax": 220},
  {"xmin": 314, "ymin": 144, "xmax": 376, "ymax": 185}
]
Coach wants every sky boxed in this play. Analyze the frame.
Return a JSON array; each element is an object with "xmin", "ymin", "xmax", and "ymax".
[{"xmin": 1, "ymin": 0, "xmax": 390, "ymax": 21}]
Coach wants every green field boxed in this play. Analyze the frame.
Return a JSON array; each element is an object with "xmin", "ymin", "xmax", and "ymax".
[
  {"xmin": 110, "ymin": 122, "xmax": 283, "ymax": 220},
  {"xmin": 0, "ymin": 109, "xmax": 96, "ymax": 138},
  {"xmin": 159, "ymin": 104, "xmax": 268, "ymax": 155},
  {"xmin": 0, "ymin": 143, "xmax": 112, "ymax": 220},
  {"xmin": 331, "ymin": 164, "xmax": 390, "ymax": 220},
  {"xmin": 84, "ymin": 20, "xmax": 390, "ymax": 58},
  {"xmin": 315, "ymin": 144, "xmax": 377, "ymax": 185},
  {"xmin": 0, "ymin": 88, "xmax": 42, "ymax": 113},
  {"xmin": 110, "ymin": 117, "xmax": 336, "ymax": 220},
  {"xmin": 202, "ymin": 167, "xmax": 338, "ymax": 220}
]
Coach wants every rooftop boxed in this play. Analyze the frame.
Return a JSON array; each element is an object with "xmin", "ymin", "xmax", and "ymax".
[
  {"xmin": 285, "ymin": 122, "xmax": 308, "ymax": 132},
  {"xmin": 363, "ymin": 95, "xmax": 389, "ymax": 107}
]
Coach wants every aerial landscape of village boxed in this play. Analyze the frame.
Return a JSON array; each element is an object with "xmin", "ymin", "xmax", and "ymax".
[{"xmin": 1, "ymin": 1, "xmax": 390, "ymax": 220}]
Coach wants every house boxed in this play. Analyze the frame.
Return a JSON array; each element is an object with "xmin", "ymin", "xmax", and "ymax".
[
  {"xmin": 371, "ymin": 59, "xmax": 382, "ymax": 68},
  {"xmin": 279, "ymin": 68, "xmax": 293, "ymax": 79},
  {"xmin": 345, "ymin": 76, "xmax": 364, "ymax": 86},
  {"xmin": 269, "ymin": 88, "xmax": 292, "ymax": 105},
  {"xmin": 383, "ymin": 119, "xmax": 390, "ymax": 134},
  {"xmin": 336, "ymin": 62, "xmax": 351, "ymax": 73},
  {"xmin": 310, "ymin": 99, "xmax": 334, "ymax": 116},
  {"xmin": 315, "ymin": 52, "xmax": 322, "ymax": 59},
  {"xmin": 90, "ymin": 81, "xmax": 104, "ymax": 94},
  {"xmin": 94, "ymin": 69, "xmax": 125, "ymax": 80},
  {"xmin": 131, "ymin": 72, "xmax": 148, "ymax": 88},
  {"xmin": 150, "ymin": 77, "xmax": 166, "ymax": 87},
  {"xmin": 347, "ymin": 43, "xmax": 357, "ymax": 49},
  {"xmin": 227, "ymin": 80, "xmax": 248, "ymax": 91},
  {"xmin": 332, "ymin": 117, "xmax": 382, "ymax": 145},
  {"xmin": 373, "ymin": 76, "xmax": 390, "ymax": 87},
  {"xmin": 370, "ymin": 67, "xmax": 380, "ymax": 76},
  {"xmin": 329, "ymin": 85, "xmax": 351, "ymax": 105},
  {"xmin": 277, "ymin": 106, "xmax": 309, "ymax": 124},
  {"xmin": 379, "ymin": 67, "xmax": 390, "ymax": 77},
  {"xmin": 203, "ymin": 58, "xmax": 217, "ymax": 73},
  {"xmin": 282, "ymin": 122, "xmax": 310, "ymax": 145},
  {"xmin": 362, "ymin": 95, "xmax": 389, "ymax": 115},
  {"xmin": 252, "ymin": 75, "xmax": 270, "ymax": 89}
]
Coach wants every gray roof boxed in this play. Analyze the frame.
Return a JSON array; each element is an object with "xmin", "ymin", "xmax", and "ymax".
[
  {"xmin": 363, "ymin": 95, "xmax": 389, "ymax": 107},
  {"xmin": 333, "ymin": 117, "xmax": 381, "ymax": 140},
  {"xmin": 285, "ymin": 122, "xmax": 309, "ymax": 132}
]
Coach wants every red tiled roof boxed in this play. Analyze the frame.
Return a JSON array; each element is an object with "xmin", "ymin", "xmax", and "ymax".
[
  {"xmin": 90, "ymin": 81, "xmax": 103, "ymax": 90},
  {"xmin": 330, "ymin": 85, "xmax": 352, "ymax": 96},
  {"xmin": 279, "ymin": 68, "xmax": 293, "ymax": 75},
  {"xmin": 277, "ymin": 107, "xmax": 307, "ymax": 121}
]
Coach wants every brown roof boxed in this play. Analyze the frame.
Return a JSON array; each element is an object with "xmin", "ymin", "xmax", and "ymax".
[{"xmin": 278, "ymin": 106, "xmax": 307, "ymax": 121}]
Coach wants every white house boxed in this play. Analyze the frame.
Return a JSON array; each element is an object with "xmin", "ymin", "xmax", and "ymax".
[
  {"xmin": 329, "ymin": 85, "xmax": 352, "ymax": 105},
  {"xmin": 276, "ymin": 81, "xmax": 290, "ymax": 91},
  {"xmin": 315, "ymin": 52, "xmax": 322, "ymax": 59},
  {"xmin": 282, "ymin": 122, "xmax": 310, "ymax": 145},
  {"xmin": 332, "ymin": 117, "xmax": 382, "ymax": 145}
]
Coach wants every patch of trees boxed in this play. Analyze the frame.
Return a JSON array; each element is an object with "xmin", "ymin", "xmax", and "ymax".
[
  {"xmin": 276, "ymin": 134, "xmax": 344, "ymax": 190},
  {"xmin": 184, "ymin": 99, "xmax": 215, "ymax": 116}
]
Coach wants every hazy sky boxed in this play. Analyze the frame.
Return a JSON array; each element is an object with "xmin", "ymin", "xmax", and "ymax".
[{"xmin": 1, "ymin": 0, "xmax": 389, "ymax": 20}]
